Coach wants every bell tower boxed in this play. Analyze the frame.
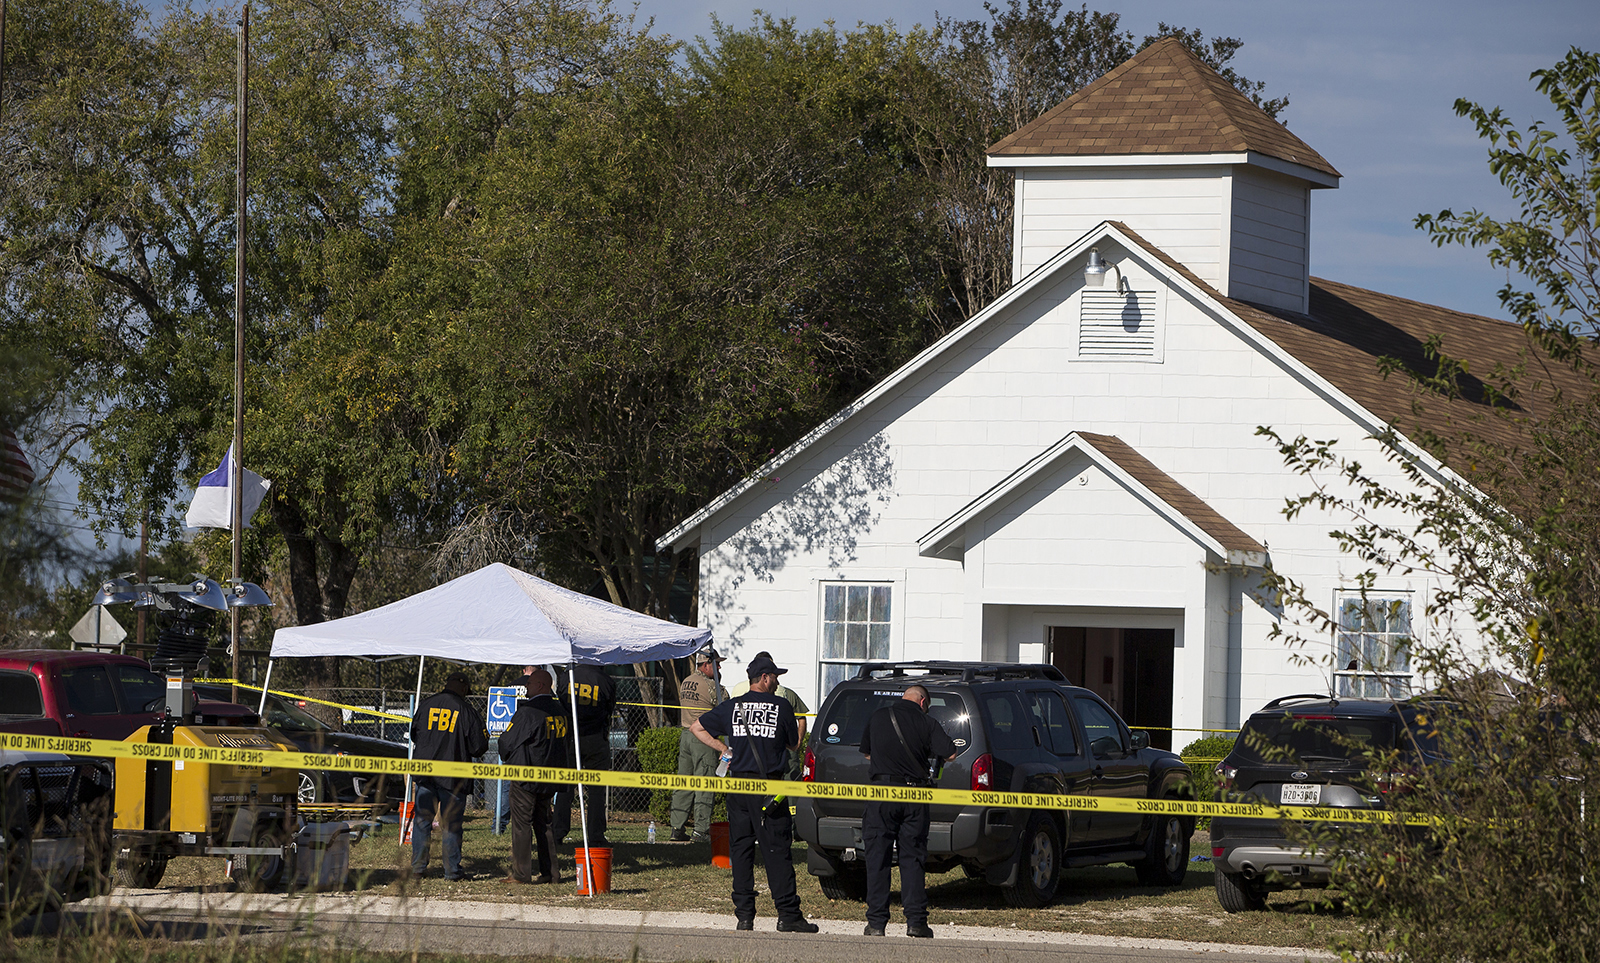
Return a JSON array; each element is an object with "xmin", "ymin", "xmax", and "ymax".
[{"xmin": 987, "ymin": 38, "xmax": 1340, "ymax": 314}]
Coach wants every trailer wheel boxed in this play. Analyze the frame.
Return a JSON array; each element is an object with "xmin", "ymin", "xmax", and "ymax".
[
  {"xmin": 113, "ymin": 848, "xmax": 167, "ymax": 889},
  {"xmin": 229, "ymin": 823, "xmax": 286, "ymax": 892}
]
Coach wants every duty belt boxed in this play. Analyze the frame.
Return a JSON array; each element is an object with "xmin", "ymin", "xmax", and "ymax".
[{"xmin": 871, "ymin": 775, "xmax": 933, "ymax": 787}]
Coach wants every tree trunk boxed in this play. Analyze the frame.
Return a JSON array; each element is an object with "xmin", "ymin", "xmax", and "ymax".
[{"xmin": 270, "ymin": 495, "xmax": 348, "ymax": 728}]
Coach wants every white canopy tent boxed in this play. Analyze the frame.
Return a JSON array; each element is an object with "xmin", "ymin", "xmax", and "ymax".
[
  {"xmin": 270, "ymin": 561, "xmax": 710, "ymax": 663},
  {"xmin": 265, "ymin": 562, "xmax": 712, "ymax": 888}
]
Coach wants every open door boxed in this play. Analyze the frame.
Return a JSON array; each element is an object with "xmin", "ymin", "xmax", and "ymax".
[
  {"xmin": 1121, "ymin": 628, "xmax": 1174, "ymax": 750},
  {"xmin": 1048, "ymin": 625, "xmax": 1175, "ymax": 751}
]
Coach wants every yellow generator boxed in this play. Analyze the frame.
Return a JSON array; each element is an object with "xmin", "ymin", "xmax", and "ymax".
[{"xmin": 113, "ymin": 720, "xmax": 299, "ymax": 889}]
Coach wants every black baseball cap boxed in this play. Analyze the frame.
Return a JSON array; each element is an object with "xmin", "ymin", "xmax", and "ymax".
[
  {"xmin": 746, "ymin": 654, "xmax": 788, "ymax": 680},
  {"xmin": 445, "ymin": 669, "xmax": 471, "ymax": 689}
]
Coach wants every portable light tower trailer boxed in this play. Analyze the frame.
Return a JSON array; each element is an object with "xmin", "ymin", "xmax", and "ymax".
[{"xmin": 94, "ymin": 575, "xmax": 330, "ymax": 890}]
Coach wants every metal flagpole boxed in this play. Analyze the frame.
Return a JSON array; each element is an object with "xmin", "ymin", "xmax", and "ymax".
[
  {"xmin": 568, "ymin": 660, "xmax": 593, "ymax": 895},
  {"xmin": 1, "ymin": 0, "xmax": 9, "ymax": 128},
  {"xmin": 230, "ymin": 4, "xmax": 250, "ymax": 706}
]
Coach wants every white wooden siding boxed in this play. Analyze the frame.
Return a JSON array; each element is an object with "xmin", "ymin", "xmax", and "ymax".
[
  {"xmin": 1014, "ymin": 167, "xmax": 1229, "ymax": 288},
  {"xmin": 1014, "ymin": 163, "xmax": 1314, "ymax": 314},
  {"xmin": 1229, "ymin": 167, "xmax": 1310, "ymax": 311},
  {"xmin": 694, "ymin": 244, "xmax": 1452, "ymax": 723}
]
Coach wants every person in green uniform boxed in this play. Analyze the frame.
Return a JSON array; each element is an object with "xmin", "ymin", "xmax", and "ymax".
[{"xmin": 669, "ymin": 646, "xmax": 726, "ymax": 841}]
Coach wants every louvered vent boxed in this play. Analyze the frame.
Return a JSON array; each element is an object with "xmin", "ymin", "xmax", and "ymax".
[{"xmin": 1079, "ymin": 290, "xmax": 1157, "ymax": 358}]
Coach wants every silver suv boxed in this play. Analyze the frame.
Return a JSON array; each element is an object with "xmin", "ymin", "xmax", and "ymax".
[{"xmin": 797, "ymin": 661, "xmax": 1193, "ymax": 907}]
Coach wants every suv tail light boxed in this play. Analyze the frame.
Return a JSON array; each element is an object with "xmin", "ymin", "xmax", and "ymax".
[
  {"xmin": 1214, "ymin": 761, "xmax": 1237, "ymax": 793},
  {"xmin": 970, "ymin": 752, "xmax": 993, "ymax": 791},
  {"xmin": 801, "ymin": 749, "xmax": 816, "ymax": 782}
]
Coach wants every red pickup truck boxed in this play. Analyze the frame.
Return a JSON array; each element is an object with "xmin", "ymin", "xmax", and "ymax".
[{"xmin": 0, "ymin": 649, "xmax": 243, "ymax": 740}]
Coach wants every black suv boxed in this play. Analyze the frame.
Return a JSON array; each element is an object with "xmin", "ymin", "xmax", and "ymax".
[
  {"xmin": 1210, "ymin": 693, "xmax": 1442, "ymax": 912},
  {"xmin": 796, "ymin": 662, "xmax": 1193, "ymax": 907},
  {"xmin": 194, "ymin": 684, "xmax": 407, "ymax": 806}
]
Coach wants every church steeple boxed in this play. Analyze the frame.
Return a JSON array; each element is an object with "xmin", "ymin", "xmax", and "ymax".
[{"xmin": 988, "ymin": 37, "xmax": 1340, "ymax": 313}]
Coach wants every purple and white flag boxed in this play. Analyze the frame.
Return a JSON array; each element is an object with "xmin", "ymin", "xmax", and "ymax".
[{"xmin": 185, "ymin": 444, "xmax": 271, "ymax": 529}]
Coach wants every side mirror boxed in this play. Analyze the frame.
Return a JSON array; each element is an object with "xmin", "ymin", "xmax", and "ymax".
[{"xmin": 1130, "ymin": 730, "xmax": 1150, "ymax": 751}]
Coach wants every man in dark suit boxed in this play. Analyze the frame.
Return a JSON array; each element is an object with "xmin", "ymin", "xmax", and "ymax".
[
  {"xmin": 409, "ymin": 670, "xmax": 489, "ymax": 880},
  {"xmin": 554, "ymin": 663, "xmax": 616, "ymax": 845},
  {"xmin": 498, "ymin": 668, "xmax": 570, "ymax": 884}
]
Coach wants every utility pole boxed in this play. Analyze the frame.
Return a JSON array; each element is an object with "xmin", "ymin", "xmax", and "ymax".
[
  {"xmin": 136, "ymin": 509, "xmax": 148, "ymax": 654},
  {"xmin": 231, "ymin": 5, "xmax": 249, "ymax": 704},
  {"xmin": 2, "ymin": 0, "xmax": 9, "ymax": 126}
]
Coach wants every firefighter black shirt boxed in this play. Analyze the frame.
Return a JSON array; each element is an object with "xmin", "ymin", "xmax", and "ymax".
[
  {"xmin": 860, "ymin": 699, "xmax": 958, "ymax": 785},
  {"xmin": 557, "ymin": 665, "xmax": 616, "ymax": 738},
  {"xmin": 410, "ymin": 688, "xmax": 489, "ymax": 791},
  {"xmin": 698, "ymin": 691, "xmax": 798, "ymax": 777},
  {"xmin": 499, "ymin": 692, "xmax": 571, "ymax": 793}
]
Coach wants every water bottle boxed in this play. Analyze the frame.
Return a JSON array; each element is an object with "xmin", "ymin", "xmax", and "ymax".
[
  {"xmin": 716, "ymin": 748, "xmax": 733, "ymax": 778},
  {"xmin": 647, "ymin": 820, "xmax": 657, "ymax": 843}
]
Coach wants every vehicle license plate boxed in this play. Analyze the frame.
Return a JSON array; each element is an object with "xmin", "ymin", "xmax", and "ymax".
[{"xmin": 1280, "ymin": 784, "xmax": 1321, "ymax": 805}]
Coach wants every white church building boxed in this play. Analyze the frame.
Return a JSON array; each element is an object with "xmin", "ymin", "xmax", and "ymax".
[{"xmin": 659, "ymin": 38, "xmax": 1524, "ymax": 745}]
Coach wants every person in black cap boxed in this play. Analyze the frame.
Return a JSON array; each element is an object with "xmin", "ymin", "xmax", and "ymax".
[
  {"xmin": 859, "ymin": 685, "xmax": 958, "ymax": 938},
  {"xmin": 691, "ymin": 654, "xmax": 818, "ymax": 934},
  {"xmin": 498, "ymin": 668, "xmax": 570, "ymax": 884},
  {"xmin": 553, "ymin": 663, "xmax": 616, "ymax": 845},
  {"xmin": 409, "ymin": 669, "xmax": 489, "ymax": 880}
]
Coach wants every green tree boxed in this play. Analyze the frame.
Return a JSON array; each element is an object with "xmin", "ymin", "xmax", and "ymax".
[
  {"xmin": 431, "ymin": 15, "xmax": 955, "ymax": 625},
  {"xmin": 0, "ymin": 0, "xmax": 426, "ymax": 702},
  {"xmin": 1258, "ymin": 49, "xmax": 1600, "ymax": 963}
]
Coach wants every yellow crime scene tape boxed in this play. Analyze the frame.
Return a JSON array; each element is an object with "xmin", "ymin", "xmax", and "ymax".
[
  {"xmin": 194, "ymin": 679, "xmax": 413, "ymax": 723},
  {"xmin": 0, "ymin": 731, "xmax": 1434, "ymax": 828},
  {"xmin": 620, "ymin": 701, "xmax": 816, "ymax": 717}
]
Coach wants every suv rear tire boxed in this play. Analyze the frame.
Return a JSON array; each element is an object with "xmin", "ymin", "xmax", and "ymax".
[
  {"xmin": 817, "ymin": 864, "xmax": 868, "ymax": 901},
  {"xmin": 1002, "ymin": 813, "xmax": 1061, "ymax": 908},
  {"xmin": 1134, "ymin": 812, "xmax": 1189, "ymax": 886},
  {"xmin": 1214, "ymin": 869, "xmax": 1267, "ymax": 912}
]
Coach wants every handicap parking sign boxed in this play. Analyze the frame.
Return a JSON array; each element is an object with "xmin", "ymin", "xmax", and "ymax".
[{"xmin": 487, "ymin": 686, "xmax": 521, "ymax": 735}]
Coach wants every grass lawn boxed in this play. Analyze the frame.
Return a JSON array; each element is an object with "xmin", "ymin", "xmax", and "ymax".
[{"xmin": 151, "ymin": 808, "xmax": 1361, "ymax": 951}]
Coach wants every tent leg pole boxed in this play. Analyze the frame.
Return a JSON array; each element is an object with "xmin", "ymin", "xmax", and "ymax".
[
  {"xmin": 402, "ymin": 656, "xmax": 425, "ymax": 847},
  {"xmin": 258, "ymin": 660, "xmax": 273, "ymax": 716},
  {"xmin": 570, "ymin": 660, "xmax": 593, "ymax": 896}
]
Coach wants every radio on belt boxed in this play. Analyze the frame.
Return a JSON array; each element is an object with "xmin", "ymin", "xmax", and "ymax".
[{"xmin": 93, "ymin": 574, "xmax": 376, "ymax": 891}]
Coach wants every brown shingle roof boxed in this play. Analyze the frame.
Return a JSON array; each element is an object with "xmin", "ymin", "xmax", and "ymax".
[
  {"xmin": 988, "ymin": 37, "xmax": 1339, "ymax": 179},
  {"xmin": 1107, "ymin": 222, "xmax": 1579, "ymax": 469},
  {"xmin": 1076, "ymin": 432, "xmax": 1266, "ymax": 556}
]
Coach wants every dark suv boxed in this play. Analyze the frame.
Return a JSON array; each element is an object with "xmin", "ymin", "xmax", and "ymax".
[
  {"xmin": 1210, "ymin": 693, "xmax": 1442, "ymax": 912},
  {"xmin": 797, "ymin": 662, "xmax": 1193, "ymax": 907},
  {"xmin": 194, "ymin": 684, "xmax": 406, "ymax": 806}
]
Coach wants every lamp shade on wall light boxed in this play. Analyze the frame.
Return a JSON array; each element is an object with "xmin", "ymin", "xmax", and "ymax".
[{"xmin": 1085, "ymin": 248, "xmax": 1108, "ymax": 286}]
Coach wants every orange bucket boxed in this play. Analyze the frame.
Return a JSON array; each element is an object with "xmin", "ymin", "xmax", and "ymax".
[
  {"xmin": 710, "ymin": 821, "xmax": 730, "ymax": 869},
  {"xmin": 574, "ymin": 847, "xmax": 613, "ymax": 895},
  {"xmin": 398, "ymin": 801, "xmax": 415, "ymax": 844}
]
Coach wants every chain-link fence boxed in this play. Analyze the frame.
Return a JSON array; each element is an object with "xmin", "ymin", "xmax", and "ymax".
[{"xmin": 302, "ymin": 677, "xmax": 668, "ymax": 818}]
